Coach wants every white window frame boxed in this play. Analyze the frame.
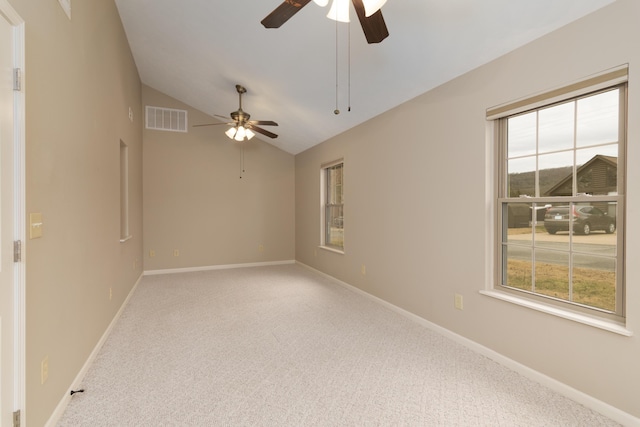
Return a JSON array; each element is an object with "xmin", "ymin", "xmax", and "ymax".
[
  {"xmin": 482, "ymin": 66, "xmax": 631, "ymax": 335},
  {"xmin": 320, "ymin": 159, "xmax": 344, "ymax": 253}
]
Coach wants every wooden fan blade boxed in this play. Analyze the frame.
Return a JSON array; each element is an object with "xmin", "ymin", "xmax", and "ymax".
[
  {"xmin": 351, "ymin": 0, "xmax": 389, "ymax": 44},
  {"xmin": 249, "ymin": 120, "xmax": 278, "ymax": 126},
  {"xmin": 249, "ymin": 125, "xmax": 278, "ymax": 139},
  {"xmin": 192, "ymin": 122, "xmax": 233, "ymax": 127},
  {"xmin": 261, "ymin": 0, "xmax": 312, "ymax": 28}
]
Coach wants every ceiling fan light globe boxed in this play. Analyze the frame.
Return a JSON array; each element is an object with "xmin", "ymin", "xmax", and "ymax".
[
  {"xmin": 225, "ymin": 127, "xmax": 237, "ymax": 139},
  {"xmin": 313, "ymin": 0, "xmax": 329, "ymax": 7},
  {"xmin": 327, "ymin": 0, "xmax": 350, "ymax": 22},
  {"xmin": 362, "ymin": 0, "xmax": 386, "ymax": 17},
  {"xmin": 234, "ymin": 126, "xmax": 247, "ymax": 141},
  {"xmin": 245, "ymin": 129, "xmax": 256, "ymax": 140}
]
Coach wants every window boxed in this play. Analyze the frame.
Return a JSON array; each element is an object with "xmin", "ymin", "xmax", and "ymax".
[
  {"xmin": 490, "ymin": 67, "xmax": 627, "ymax": 324},
  {"xmin": 321, "ymin": 160, "xmax": 344, "ymax": 251}
]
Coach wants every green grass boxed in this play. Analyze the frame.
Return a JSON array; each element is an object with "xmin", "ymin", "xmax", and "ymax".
[{"xmin": 507, "ymin": 259, "xmax": 616, "ymax": 312}]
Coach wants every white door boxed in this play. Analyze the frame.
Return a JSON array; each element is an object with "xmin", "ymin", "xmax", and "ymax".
[{"xmin": 0, "ymin": 6, "xmax": 18, "ymax": 426}]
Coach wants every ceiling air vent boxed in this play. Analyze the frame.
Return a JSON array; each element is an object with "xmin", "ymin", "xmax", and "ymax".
[{"xmin": 145, "ymin": 106, "xmax": 188, "ymax": 132}]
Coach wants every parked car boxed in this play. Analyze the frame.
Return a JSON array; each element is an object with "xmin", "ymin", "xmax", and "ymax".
[{"xmin": 544, "ymin": 205, "xmax": 616, "ymax": 235}]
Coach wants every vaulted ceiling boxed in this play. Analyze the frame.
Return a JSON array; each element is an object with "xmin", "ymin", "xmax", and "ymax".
[{"xmin": 114, "ymin": 0, "xmax": 615, "ymax": 155}]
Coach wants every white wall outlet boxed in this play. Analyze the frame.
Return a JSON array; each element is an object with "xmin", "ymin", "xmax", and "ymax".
[
  {"xmin": 109, "ymin": 287, "xmax": 113, "ymax": 301},
  {"xmin": 361, "ymin": 265, "xmax": 366, "ymax": 275},
  {"xmin": 454, "ymin": 294, "xmax": 464, "ymax": 310},
  {"xmin": 29, "ymin": 212, "xmax": 43, "ymax": 239},
  {"xmin": 173, "ymin": 249, "xmax": 180, "ymax": 257},
  {"xmin": 149, "ymin": 249, "xmax": 155, "ymax": 257},
  {"xmin": 258, "ymin": 244, "xmax": 264, "ymax": 252}
]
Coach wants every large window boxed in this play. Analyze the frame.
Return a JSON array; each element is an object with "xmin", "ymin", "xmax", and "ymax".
[
  {"xmin": 491, "ymin": 69, "xmax": 627, "ymax": 324},
  {"xmin": 322, "ymin": 161, "xmax": 344, "ymax": 251}
]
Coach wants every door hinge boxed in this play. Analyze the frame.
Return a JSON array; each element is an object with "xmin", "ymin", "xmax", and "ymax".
[
  {"xmin": 13, "ymin": 410, "xmax": 21, "ymax": 427},
  {"xmin": 13, "ymin": 68, "xmax": 22, "ymax": 91},
  {"xmin": 14, "ymin": 240, "xmax": 22, "ymax": 262}
]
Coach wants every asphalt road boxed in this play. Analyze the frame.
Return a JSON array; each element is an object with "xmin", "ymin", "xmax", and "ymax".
[{"xmin": 506, "ymin": 232, "xmax": 617, "ymax": 271}]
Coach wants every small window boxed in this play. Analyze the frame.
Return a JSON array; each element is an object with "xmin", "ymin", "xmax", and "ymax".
[
  {"xmin": 490, "ymin": 67, "xmax": 627, "ymax": 324},
  {"xmin": 321, "ymin": 161, "xmax": 344, "ymax": 251}
]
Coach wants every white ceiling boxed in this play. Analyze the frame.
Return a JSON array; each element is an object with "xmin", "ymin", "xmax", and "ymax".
[{"xmin": 114, "ymin": 0, "xmax": 615, "ymax": 155}]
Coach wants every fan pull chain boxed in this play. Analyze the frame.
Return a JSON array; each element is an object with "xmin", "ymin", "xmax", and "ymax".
[
  {"xmin": 239, "ymin": 145, "xmax": 245, "ymax": 179},
  {"xmin": 348, "ymin": 19, "xmax": 351, "ymax": 112},
  {"xmin": 334, "ymin": 15, "xmax": 340, "ymax": 115},
  {"xmin": 333, "ymin": 11, "xmax": 351, "ymax": 114}
]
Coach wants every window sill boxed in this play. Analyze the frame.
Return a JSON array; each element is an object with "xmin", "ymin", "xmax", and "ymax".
[
  {"xmin": 119, "ymin": 235, "xmax": 133, "ymax": 243},
  {"xmin": 318, "ymin": 245, "xmax": 345, "ymax": 255},
  {"xmin": 479, "ymin": 290, "xmax": 632, "ymax": 336}
]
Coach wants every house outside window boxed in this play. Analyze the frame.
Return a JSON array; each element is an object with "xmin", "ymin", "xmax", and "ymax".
[
  {"xmin": 488, "ymin": 67, "xmax": 627, "ymax": 325},
  {"xmin": 322, "ymin": 160, "xmax": 344, "ymax": 251}
]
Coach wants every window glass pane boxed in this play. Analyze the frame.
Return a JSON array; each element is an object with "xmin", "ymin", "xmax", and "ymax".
[
  {"xmin": 576, "ymin": 89, "xmax": 619, "ymax": 148},
  {"xmin": 507, "ymin": 157, "xmax": 536, "ymax": 197},
  {"xmin": 538, "ymin": 101, "xmax": 574, "ymax": 153},
  {"xmin": 327, "ymin": 164, "xmax": 343, "ymax": 204},
  {"xmin": 325, "ymin": 205, "xmax": 343, "ymax": 247},
  {"xmin": 571, "ymin": 203, "xmax": 617, "ymax": 254},
  {"xmin": 534, "ymin": 249, "xmax": 570, "ymax": 301},
  {"xmin": 539, "ymin": 151, "xmax": 573, "ymax": 196},
  {"xmin": 504, "ymin": 245, "xmax": 532, "ymax": 291},
  {"xmin": 505, "ymin": 203, "xmax": 533, "ymax": 244},
  {"xmin": 508, "ymin": 111, "xmax": 537, "ymax": 157},
  {"xmin": 538, "ymin": 203, "xmax": 570, "ymax": 250},
  {"xmin": 572, "ymin": 254, "xmax": 616, "ymax": 312},
  {"xmin": 575, "ymin": 146, "xmax": 618, "ymax": 195}
]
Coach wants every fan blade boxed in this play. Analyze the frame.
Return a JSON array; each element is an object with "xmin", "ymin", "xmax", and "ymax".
[
  {"xmin": 351, "ymin": 0, "xmax": 389, "ymax": 44},
  {"xmin": 261, "ymin": 0, "xmax": 312, "ymax": 28},
  {"xmin": 249, "ymin": 120, "xmax": 278, "ymax": 126},
  {"xmin": 248, "ymin": 125, "xmax": 278, "ymax": 139},
  {"xmin": 214, "ymin": 114, "xmax": 231, "ymax": 120},
  {"xmin": 192, "ymin": 122, "xmax": 233, "ymax": 127}
]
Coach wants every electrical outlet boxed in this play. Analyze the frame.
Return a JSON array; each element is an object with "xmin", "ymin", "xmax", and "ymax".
[
  {"xmin": 109, "ymin": 287, "xmax": 113, "ymax": 301},
  {"xmin": 41, "ymin": 356, "xmax": 49, "ymax": 384},
  {"xmin": 361, "ymin": 265, "xmax": 366, "ymax": 275},
  {"xmin": 29, "ymin": 213, "xmax": 43, "ymax": 239},
  {"xmin": 454, "ymin": 294, "xmax": 464, "ymax": 310},
  {"xmin": 149, "ymin": 249, "xmax": 155, "ymax": 258},
  {"xmin": 173, "ymin": 249, "xmax": 180, "ymax": 257},
  {"xmin": 258, "ymin": 244, "xmax": 264, "ymax": 253}
]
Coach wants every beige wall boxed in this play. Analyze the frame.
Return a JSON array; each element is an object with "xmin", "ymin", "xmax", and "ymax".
[
  {"xmin": 142, "ymin": 86, "xmax": 295, "ymax": 271},
  {"xmin": 8, "ymin": 0, "xmax": 143, "ymax": 425},
  {"xmin": 296, "ymin": 0, "xmax": 640, "ymax": 418}
]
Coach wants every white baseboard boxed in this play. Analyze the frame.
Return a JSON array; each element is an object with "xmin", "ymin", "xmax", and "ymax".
[
  {"xmin": 295, "ymin": 261, "xmax": 640, "ymax": 427},
  {"xmin": 143, "ymin": 259, "xmax": 295, "ymax": 276},
  {"xmin": 45, "ymin": 273, "xmax": 144, "ymax": 427}
]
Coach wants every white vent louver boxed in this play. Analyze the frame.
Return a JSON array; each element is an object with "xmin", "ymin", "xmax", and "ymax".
[{"xmin": 145, "ymin": 106, "xmax": 188, "ymax": 132}]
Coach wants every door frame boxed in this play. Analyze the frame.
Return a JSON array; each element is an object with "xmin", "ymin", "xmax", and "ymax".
[{"xmin": 0, "ymin": 0, "xmax": 26, "ymax": 422}]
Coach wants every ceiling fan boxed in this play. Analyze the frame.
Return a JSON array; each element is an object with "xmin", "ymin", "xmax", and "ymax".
[
  {"xmin": 261, "ymin": 0, "xmax": 389, "ymax": 44},
  {"xmin": 193, "ymin": 84, "xmax": 278, "ymax": 141}
]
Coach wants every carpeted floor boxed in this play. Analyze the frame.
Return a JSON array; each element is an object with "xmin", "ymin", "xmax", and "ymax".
[{"xmin": 58, "ymin": 264, "xmax": 620, "ymax": 426}]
